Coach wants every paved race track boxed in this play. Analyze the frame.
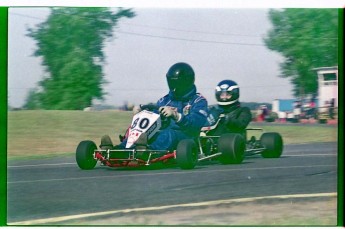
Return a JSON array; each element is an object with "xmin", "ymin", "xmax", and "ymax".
[{"xmin": 7, "ymin": 142, "xmax": 338, "ymax": 225}]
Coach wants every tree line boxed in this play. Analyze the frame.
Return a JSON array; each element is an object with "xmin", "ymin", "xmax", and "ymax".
[{"xmin": 24, "ymin": 8, "xmax": 339, "ymax": 110}]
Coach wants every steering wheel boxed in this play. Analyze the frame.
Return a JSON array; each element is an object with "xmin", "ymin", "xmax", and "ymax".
[
  {"xmin": 140, "ymin": 103, "xmax": 158, "ymax": 111},
  {"xmin": 140, "ymin": 103, "xmax": 171, "ymax": 129}
]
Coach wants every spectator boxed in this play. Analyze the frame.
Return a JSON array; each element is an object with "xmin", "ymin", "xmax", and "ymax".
[
  {"xmin": 293, "ymin": 100, "xmax": 302, "ymax": 120},
  {"xmin": 329, "ymin": 98, "xmax": 335, "ymax": 119}
]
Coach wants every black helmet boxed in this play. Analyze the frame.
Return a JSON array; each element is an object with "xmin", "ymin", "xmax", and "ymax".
[
  {"xmin": 166, "ymin": 62, "xmax": 195, "ymax": 97},
  {"xmin": 215, "ymin": 80, "xmax": 240, "ymax": 105}
]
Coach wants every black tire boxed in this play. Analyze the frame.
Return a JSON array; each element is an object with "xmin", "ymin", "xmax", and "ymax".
[
  {"xmin": 260, "ymin": 132, "xmax": 283, "ymax": 158},
  {"xmin": 176, "ymin": 139, "xmax": 198, "ymax": 169},
  {"xmin": 76, "ymin": 140, "xmax": 97, "ymax": 170},
  {"xmin": 218, "ymin": 133, "xmax": 245, "ymax": 164}
]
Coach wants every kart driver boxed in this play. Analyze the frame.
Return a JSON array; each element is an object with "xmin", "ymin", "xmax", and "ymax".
[
  {"xmin": 100, "ymin": 62, "xmax": 208, "ymax": 151},
  {"xmin": 206, "ymin": 80, "xmax": 252, "ymax": 136}
]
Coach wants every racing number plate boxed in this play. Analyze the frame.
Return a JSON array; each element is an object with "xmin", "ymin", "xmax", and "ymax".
[{"xmin": 126, "ymin": 110, "xmax": 161, "ymax": 148}]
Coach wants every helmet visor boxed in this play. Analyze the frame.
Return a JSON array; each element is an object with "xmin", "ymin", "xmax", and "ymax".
[
  {"xmin": 216, "ymin": 90, "xmax": 234, "ymax": 101},
  {"xmin": 167, "ymin": 77, "xmax": 178, "ymax": 91},
  {"xmin": 167, "ymin": 76, "xmax": 193, "ymax": 97},
  {"xmin": 219, "ymin": 91, "xmax": 232, "ymax": 101}
]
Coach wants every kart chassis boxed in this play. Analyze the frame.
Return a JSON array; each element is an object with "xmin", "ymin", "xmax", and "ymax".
[
  {"xmin": 93, "ymin": 148, "xmax": 174, "ymax": 167},
  {"xmin": 76, "ymin": 108, "xmax": 283, "ymax": 170},
  {"xmin": 83, "ymin": 127, "xmax": 270, "ymax": 169}
]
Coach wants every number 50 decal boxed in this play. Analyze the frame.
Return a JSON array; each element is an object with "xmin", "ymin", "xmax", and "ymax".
[
  {"xmin": 131, "ymin": 117, "xmax": 150, "ymax": 129},
  {"xmin": 139, "ymin": 118, "xmax": 150, "ymax": 129}
]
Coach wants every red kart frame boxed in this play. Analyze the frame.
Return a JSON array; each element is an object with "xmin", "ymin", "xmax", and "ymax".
[{"xmin": 94, "ymin": 148, "xmax": 176, "ymax": 168}]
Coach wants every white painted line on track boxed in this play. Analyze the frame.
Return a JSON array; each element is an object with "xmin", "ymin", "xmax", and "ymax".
[
  {"xmin": 9, "ymin": 192, "xmax": 337, "ymax": 225},
  {"xmin": 8, "ymin": 162, "xmax": 75, "ymax": 168},
  {"xmin": 7, "ymin": 153, "xmax": 336, "ymax": 168},
  {"xmin": 8, "ymin": 164, "xmax": 336, "ymax": 184},
  {"xmin": 285, "ymin": 154, "xmax": 337, "ymax": 157}
]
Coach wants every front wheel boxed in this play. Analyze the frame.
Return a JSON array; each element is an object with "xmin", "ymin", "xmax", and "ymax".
[
  {"xmin": 260, "ymin": 132, "xmax": 283, "ymax": 158},
  {"xmin": 76, "ymin": 140, "xmax": 97, "ymax": 170},
  {"xmin": 176, "ymin": 139, "xmax": 198, "ymax": 169},
  {"xmin": 218, "ymin": 133, "xmax": 245, "ymax": 164}
]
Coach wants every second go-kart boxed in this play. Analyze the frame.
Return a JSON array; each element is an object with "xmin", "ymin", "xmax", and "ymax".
[
  {"xmin": 76, "ymin": 105, "xmax": 283, "ymax": 170},
  {"xmin": 198, "ymin": 113, "xmax": 284, "ymax": 165}
]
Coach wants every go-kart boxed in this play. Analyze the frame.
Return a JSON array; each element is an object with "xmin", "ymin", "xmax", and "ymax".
[
  {"xmin": 76, "ymin": 104, "xmax": 193, "ymax": 170},
  {"xmin": 76, "ymin": 105, "xmax": 283, "ymax": 170},
  {"xmin": 198, "ymin": 113, "xmax": 284, "ymax": 165}
]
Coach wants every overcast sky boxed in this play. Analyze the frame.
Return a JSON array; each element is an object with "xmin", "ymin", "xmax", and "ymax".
[{"xmin": 6, "ymin": 6, "xmax": 315, "ymax": 108}]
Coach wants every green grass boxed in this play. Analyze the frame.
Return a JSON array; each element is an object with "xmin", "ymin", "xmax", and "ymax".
[
  {"xmin": 7, "ymin": 110, "xmax": 338, "ymax": 159},
  {"xmin": 7, "ymin": 110, "xmax": 132, "ymax": 159},
  {"xmin": 247, "ymin": 124, "xmax": 338, "ymax": 144}
]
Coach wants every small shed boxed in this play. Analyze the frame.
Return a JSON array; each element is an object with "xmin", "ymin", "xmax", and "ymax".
[{"xmin": 313, "ymin": 66, "xmax": 338, "ymax": 112}]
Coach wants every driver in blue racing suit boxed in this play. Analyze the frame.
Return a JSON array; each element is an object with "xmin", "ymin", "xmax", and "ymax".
[{"xmin": 101, "ymin": 62, "xmax": 208, "ymax": 151}]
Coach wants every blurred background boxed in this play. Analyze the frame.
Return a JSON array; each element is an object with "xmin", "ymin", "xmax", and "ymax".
[{"xmin": 7, "ymin": 6, "xmax": 339, "ymax": 122}]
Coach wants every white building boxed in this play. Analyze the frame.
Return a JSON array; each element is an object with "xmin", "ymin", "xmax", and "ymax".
[{"xmin": 313, "ymin": 66, "xmax": 338, "ymax": 112}]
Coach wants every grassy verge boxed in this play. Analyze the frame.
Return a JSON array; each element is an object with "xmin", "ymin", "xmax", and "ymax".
[
  {"xmin": 39, "ymin": 196, "xmax": 337, "ymax": 226},
  {"xmin": 7, "ymin": 110, "xmax": 338, "ymax": 160},
  {"xmin": 7, "ymin": 110, "xmax": 132, "ymax": 159},
  {"xmin": 247, "ymin": 123, "xmax": 338, "ymax": 144}
]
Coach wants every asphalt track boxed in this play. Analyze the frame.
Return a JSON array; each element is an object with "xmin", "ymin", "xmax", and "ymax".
[{"xmin": 7, "ymin": 142, "xmax": 338, "ymax": 225}]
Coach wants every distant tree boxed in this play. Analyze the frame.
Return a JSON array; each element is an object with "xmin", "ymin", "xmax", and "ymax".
[
  {"xmin": 26, "ymin": 7, "xmax": 135, "ymax": 110},
  {"xmin": 24, "ymin": 88, "xmax": 41, "ymax": 109},
  {"xmin": 264, "ymin": 9, "xmax": 338, "ymax": 98}
]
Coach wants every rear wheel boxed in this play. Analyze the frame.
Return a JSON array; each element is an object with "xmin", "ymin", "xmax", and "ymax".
[
  {"xmin": 218, "ymin": 133, "xmax": 245, "ymax": 164},
  {"xmin": 260, "ymin": 132, "xmax": 283, "ymax": 158},
  {"xmin": 76, "ymin": 140, "xmax": 97, "ymax": 170},
  {"xmin": 176, "ymin": 139, "xmax": 198, "ymax": 169}
]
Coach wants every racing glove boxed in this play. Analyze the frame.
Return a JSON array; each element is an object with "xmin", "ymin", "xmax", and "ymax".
[
  {"xmin": 159, "ymin": 106, "xmax": 182, "ymax": 122},
  {"xmin": 224, "ymin": 112, "xmax": 240, "ymax": 127},
  {"xmin": 224, "ymin": 112, "xmax": 236, "ymax": 122}
]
